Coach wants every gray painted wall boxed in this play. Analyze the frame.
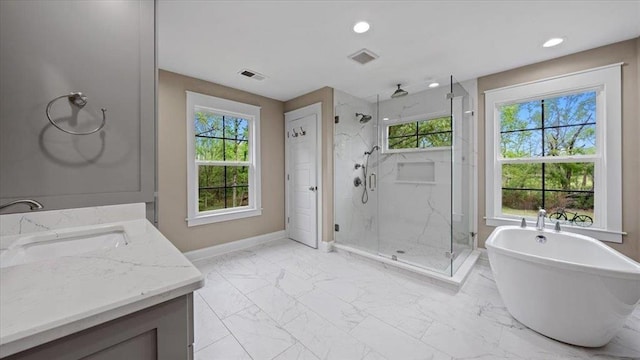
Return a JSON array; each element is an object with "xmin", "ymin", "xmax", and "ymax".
[{"xmin": 0, "ymin": 0, "xmax": 155, "ymax": 219}]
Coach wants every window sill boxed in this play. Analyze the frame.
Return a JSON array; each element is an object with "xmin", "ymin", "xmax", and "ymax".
[
  {"xmin": 485, "ymin": 217, "xmax": 625, "ymax": 243},
  {"xmin": 186, "ymin": 208, "xmax": 262, "ymax": 227}
]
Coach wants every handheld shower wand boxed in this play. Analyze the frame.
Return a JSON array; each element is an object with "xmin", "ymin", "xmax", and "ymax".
[{"xmin": 361, "ymin": 145, "xmax": 380, "ymax": 204}]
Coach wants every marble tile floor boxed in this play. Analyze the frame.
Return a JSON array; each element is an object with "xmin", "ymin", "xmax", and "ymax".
[{"xmin": 192, "ymin": 238, "xmax": 640, "ymax": 360}]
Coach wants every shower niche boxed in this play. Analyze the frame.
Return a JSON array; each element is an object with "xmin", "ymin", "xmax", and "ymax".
[
  {"xmin": 333, "ymin": 77, "xmax": 477, "ymax": 278},
  {"xmin": 396, "ymin": 161, "xmax": 435, "ymax": 183}
]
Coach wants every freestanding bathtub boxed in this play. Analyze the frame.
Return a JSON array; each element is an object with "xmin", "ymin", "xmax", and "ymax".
[{"xmin": 486, "ymin": 226, "xmax": 640, "ymax": 347}]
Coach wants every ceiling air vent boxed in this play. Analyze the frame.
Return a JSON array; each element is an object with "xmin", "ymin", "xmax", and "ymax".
[
  {"xmin": 349, "ymin": 49, "xmax": 378, "ymax": 65},
  {"xmin": 239, "ymin": 69, "xmax": 266, "ymax": 81}
]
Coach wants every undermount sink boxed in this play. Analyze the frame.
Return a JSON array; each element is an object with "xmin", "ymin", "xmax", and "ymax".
[{"xmin": 0, "ymin": 226, "xmax": 129, "ymax": 269}]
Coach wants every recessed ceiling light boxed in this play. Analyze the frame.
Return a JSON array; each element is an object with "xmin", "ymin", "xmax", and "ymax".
[
  {"xmin": 543, "ymin": 37, "xmax": 564, "ymax": 48},
  {"xmin": 428, "ymin": 82, "xmax": 439, "ymax": 88},
  {"xmin": 353, "ymin": 21, "xmax": 370, "ymax": 34},
  {"xmin": 383, "ymin": 117, "xmax": 389, "ymax": 121}
]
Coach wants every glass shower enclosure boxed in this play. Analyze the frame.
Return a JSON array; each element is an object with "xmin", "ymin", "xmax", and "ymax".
[{"xmin": 333, "ymin": 77, "xmax": 474, "ymax": 276}]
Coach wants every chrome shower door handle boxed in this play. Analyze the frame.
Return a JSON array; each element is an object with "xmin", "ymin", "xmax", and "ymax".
[{"xmin": 369, "ymin": 173, "xmax": 376, "ymax": 191}]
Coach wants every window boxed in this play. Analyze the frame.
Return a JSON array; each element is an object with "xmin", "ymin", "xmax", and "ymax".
[
  {"xmin": 186, "ymin": 92, "xmax": 261, "ymax": 226},
  {"xmin": 485, "ymin": 64, "xmax": 623, "ymax": 242},
  {"xmin": 385, "ymin": 115, "xmax": 451, "ymax": 152},
  {"xmin": 500, "ymin": 92, "xmax": 596, "ymax": 224},
  {"xmin": 196, "ymin": 114, "xmax": 249, "ymax": 211}
]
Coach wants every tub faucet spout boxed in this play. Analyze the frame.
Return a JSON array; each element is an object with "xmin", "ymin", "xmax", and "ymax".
[{"xmin": 536, "ymin": 208, "xmax": 546, "ymax": 231}]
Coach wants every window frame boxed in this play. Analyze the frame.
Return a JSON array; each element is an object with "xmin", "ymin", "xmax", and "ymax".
[
  {"xmin": 484, "ymin": 64, "xmax": 623, "ymax": 242},
  {"xmin": 186, "ymin": 91, "xmax": 261, "ymax": 226},
  {"xmin": 383, "ymin": 112, "xmax": 452, "ymax": 154}
]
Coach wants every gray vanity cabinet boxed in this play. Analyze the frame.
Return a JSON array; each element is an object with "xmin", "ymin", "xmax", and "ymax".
[
  {"xmin": 4, "ymin": 294, "xmax": 194, "ymax": 360},
  {"xmin": 0, "ymin": 0, "xmax": 155, "ymax": 218}
]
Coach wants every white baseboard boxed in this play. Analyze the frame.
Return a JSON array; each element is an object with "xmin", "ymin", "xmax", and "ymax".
[
  {"xmin": 319, "ymin": 240, "xmax": 335, "ymax": 252},
  {"xmin": 183, "ymin": 230, "xmax": 287, "ymax": 262},
  {"xmin": 477, "ymin": 248, "xmax": 490, "ymax": 266}
]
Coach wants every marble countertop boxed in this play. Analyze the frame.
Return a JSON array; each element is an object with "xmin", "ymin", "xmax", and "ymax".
[{"xmin": 0, "ymin": 204, "xmax": 204, "ymax": 357}]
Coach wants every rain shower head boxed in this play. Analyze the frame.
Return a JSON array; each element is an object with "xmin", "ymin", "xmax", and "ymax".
[
  {"xmin": 356, "ymin": 112, "xmax": 372, "ymax": 123},
  {"xmin": 391, "ymin": 84, "xmax": 408, "ymax": 98}
]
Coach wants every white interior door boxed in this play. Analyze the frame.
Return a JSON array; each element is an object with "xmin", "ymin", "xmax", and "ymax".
[{"xmin": 285, "ymin": 106, "xmax": 319, "ymax": 248}]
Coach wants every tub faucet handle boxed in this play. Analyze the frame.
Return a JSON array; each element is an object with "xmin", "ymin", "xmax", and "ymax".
[
  {"xmin": 536, "ymin": 208, "xmax": 547, "ymax": 231},
  {"xmin": 520, "ymin": 218, "xmax": 527, "ymax": 228}
]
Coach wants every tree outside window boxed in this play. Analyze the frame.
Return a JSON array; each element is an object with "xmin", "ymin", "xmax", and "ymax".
[
  {"xmin": 387, "ymin": 116, "xmax": 452, "ymax": 150},
  {"xmin": 499, "ymin": 91, "xmax": 596, "ymax": 223},
  {"xmin": 194, "ymin": 111, "xmax": 250, "ymax": 212}
]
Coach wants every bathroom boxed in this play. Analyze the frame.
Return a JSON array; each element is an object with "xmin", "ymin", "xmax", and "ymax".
[{"xmin": 1, "ymin": 1, "xmax": 639, "ymax": 359}]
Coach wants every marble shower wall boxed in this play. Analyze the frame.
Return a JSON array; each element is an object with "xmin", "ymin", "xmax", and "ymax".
[
  {"xmin": 333, "ymin": 90, "xmax": 377, "ymax": 252},
  {"xmin": 377, "ymin": 82, "xmax": 475, "ymax": 261},
  {"xmin": 377, "ymin": 86, "xmax": 453, "ymax": 253}
]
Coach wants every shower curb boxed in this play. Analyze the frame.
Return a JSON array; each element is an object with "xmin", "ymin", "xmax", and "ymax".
[{"xmin": 333, "ymin": 243, "xmax": 480, "ymax": 291}]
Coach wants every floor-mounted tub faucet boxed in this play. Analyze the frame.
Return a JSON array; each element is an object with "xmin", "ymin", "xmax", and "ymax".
[{"xmin": 536, "ymin": 208, "xmax": 547, "ymax": 231}]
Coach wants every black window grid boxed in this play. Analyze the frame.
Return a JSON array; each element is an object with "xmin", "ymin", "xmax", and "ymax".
[
  {"xmin": 388, "ymin": 119, "xmax": 452, "ymax": 149},
  {"xmin": 196, "ymin": 115, "xmax": 250, "ymax": 210},
  {"xmin": 500, "ymin": 98, "xmax": 595, "ymax": 210}
]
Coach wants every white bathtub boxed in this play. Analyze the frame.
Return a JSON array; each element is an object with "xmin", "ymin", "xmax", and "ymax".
[{"xmin": 486, "ymin": 226, "xmax": 640, "ymax": 347}]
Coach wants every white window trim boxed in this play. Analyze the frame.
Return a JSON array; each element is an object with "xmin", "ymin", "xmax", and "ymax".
[
  {"xmin": 484, "ymin": 63, "xmax": 624, "ymax": 243},
  {"xmin": 186, "ymin": 91, "xmax": 262, "ymax": 226},
  {"xmin": 382, "ymin": 112, "xmax": 451, "ymax": 154}
]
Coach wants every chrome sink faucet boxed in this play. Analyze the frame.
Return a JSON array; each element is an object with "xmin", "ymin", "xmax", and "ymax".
[
  {"xmin": 0, "ymin": 199, "xmax": 44, "ymax": 211},
  {"xmin": 536, "ymin": 208, "xmax": 546, "ymax": 231}
]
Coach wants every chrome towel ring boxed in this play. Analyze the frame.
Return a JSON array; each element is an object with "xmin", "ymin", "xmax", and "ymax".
[{"xmin": 46, "ymin": 92, "xmax": 106, "ymax": 135}]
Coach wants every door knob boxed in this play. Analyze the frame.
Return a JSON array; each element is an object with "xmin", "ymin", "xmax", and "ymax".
[{"xmin": 309, "ymin": 186, "xmax": 317, "ymax": 191}]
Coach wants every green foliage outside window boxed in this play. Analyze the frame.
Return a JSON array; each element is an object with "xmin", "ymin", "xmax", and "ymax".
[
  {"xmin": 388, "ymin": 116, "xmax": 452, "ymax": 150},
  {"xmin": 500, "ymin": 92, "xmax": 596, "ymax": 219},
  {"xmin": 194, "ymin": 110, "xmax": 250, "ymax": 212}
]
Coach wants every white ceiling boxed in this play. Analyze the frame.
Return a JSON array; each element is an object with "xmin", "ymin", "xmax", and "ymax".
[{"xmin": 158, "ymin": 1, "xmax": 640, "ymax": 101}]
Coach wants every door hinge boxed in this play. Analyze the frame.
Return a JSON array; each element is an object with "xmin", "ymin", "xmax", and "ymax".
[
  {"xmin": 334, "ymin": 116, "xmax": 339, "ymax": 124},
  {"xmin": 287, "ymin": 174, "xmax": 290, "ymax": 181},
  {"xmin": 334, "ymin": 224, "xmax": 339, "ymax": 232},
  {"xmin": 446, "ymin": 92, "xmax": 454, "ymax": 99},
  {"xmin": 445, "ymin": 251, "xmax": 456, "ymax": 259},
  {"xmin": 287, "ymin": 217, "xmax": 290, "ymax": 224}
]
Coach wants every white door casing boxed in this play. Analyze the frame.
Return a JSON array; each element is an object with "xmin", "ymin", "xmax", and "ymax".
[{"xmin": 285, "ymin": 103, "xmax": 321, "ymax": 249}]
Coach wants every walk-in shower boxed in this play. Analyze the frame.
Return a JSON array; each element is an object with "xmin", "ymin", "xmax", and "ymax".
[{"xmin": 333, "ymin": 77, "xmax": 478, "ymax": 281}]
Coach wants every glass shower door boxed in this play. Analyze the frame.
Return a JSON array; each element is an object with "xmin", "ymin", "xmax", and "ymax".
[
  {"xmin": 450, "ymin": 76, "xmax": 474, "ymax": 276},
  {"xmin": 333, "ymin": 92, "xmax": 379, "ymax": 255},
  {"xmin": 376, "ymin": 85, "xmax": 453, "ymax": 274}
]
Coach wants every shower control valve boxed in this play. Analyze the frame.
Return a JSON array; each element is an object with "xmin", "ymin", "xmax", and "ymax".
[{"xmin": 353, "ymin": 177, "xmax": 362, "ymax": 187}]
